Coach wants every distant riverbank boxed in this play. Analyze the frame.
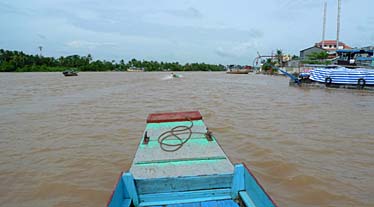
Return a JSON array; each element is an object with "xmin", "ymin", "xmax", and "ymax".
[{"xmin": 0, "ymin": 48, "xmax": 225, "ymax": 72}]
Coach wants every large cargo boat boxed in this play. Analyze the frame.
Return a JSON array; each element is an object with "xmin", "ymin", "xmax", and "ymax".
[
  {"xmin": 288, "ymin": 49, "xmax": 374, "ymax": 90},
  {"xmin": 290, "ymin": 67, "xmax": 374, "ymax": 90}
]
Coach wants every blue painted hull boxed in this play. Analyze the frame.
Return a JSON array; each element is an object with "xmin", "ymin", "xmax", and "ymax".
[
  {"xmin": 108, "ymin": 164, "xmax": 277, "ymax": 207},
  {"xmin": 107, "ymin": 112, "xmax": 277, "ymax": 207},
  {"xmin": 309, "ymin": 67, "xmax": 374, "ymax": 85}
]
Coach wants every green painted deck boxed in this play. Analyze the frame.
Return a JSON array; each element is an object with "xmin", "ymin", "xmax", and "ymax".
[{"xmin": 129, "ymin": 120, "xmax": 234, "ymax": 179}]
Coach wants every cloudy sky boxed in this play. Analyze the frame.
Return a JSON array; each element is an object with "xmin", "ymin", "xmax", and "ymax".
[{"xmin": 0, "ymin": 0, "xmax": 373, "ymax": 64}]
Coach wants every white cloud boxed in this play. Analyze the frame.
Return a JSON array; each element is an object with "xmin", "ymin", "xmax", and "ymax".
[
  {"xmin": 164, "ymin": 7, "xmax": 203, "ymax": 19},
  {"xmin": 215, "ymin": 47, "xmax": 236, "ymax": 58},
  {"xmin": 215, "ymin": 41, "xmax": 259, "ymax": 58},
  {"xmin": 65, "ymin": 40, "xmax": 115, "ymax": 49}
]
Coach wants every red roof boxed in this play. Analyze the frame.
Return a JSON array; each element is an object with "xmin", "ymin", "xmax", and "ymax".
[{"xmin": 315, "ymin": 40, "xmax": 351, "ymax": 50}]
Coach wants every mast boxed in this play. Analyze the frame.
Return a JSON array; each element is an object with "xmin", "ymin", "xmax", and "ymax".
[
  {"xmin": 336, "ymin": 0, "xmax": 341, "ymax": 51},
  {"xmin": 322, "ymin": 1, "xmax": 327, "ymax": 49}
]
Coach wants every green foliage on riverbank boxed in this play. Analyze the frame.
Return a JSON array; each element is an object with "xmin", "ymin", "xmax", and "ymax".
[
  {"xmin": 302, "ymin": 51, "xmax": 332, "ymax": 65},
  {"xmin": 0, "ymin": 49, "xmax": 225, "ymax": 72},
  {"xmin": 261, "ymin": 59, "xmax": 277, "ymax": 74}
]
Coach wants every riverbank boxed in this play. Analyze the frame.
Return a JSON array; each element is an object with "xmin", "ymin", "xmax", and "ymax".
[{"xmin": 0, "ymin": 49, "xmax": 225, "ymax": 72}]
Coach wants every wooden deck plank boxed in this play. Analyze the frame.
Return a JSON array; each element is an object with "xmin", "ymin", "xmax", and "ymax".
[
  {"xmin": 167, "ymin": 202, "xmax": 201, "ymax": 207},
  {"xmin": 130, "ymin": 159, "xmax": 233, "ymax": 179},
  {"xmin": 135, "ymin": 174, "xmax": 233, "ymax": 194},
  {"xmin": 138, "ymin": 189, "xmax": 231, "ymax": 207},
  {"xmin": 200, "ymin": 201, "xmax": 214, "ymax": 207},
  {"xmin": 148, "ymin": 199, "xmax": 239, "ymax": 207},
  {"xmin": 196, "ymin": 200, "xmax": 239, "ymax": 207},
  {"xmin": 220, "ymin": 200, "xmax": 239, "ymax": 207},
  {"xmin": 147, "ymin": 199, "xmax": 240, "ymax": 207}
]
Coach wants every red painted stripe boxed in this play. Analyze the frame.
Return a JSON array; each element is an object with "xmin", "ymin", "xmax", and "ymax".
[{"xmin": 146, "ymin": 111, "xmax": 202, "ymax": 123}]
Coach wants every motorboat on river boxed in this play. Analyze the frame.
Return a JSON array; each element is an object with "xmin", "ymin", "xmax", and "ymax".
[{"xmin": 62, "ymin": 70, "xmax": 78, "ymax": 76}]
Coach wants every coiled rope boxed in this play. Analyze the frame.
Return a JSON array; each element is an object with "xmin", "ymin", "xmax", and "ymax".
[{"xmin": 158, "ymin": 118, "xmax": 209, "ymax": 152}]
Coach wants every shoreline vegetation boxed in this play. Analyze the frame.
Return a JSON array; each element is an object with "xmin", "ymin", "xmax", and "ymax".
[{"xmin": 0, "ymin": 49, "xmax": 225, "ymax": 72}]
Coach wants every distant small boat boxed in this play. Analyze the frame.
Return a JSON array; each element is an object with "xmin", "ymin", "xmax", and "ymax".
[
  {"xmin": 107, "ymin": 111, "xmax": 278, "ymax": 207},
  {"xmin": 226, "ymin": 65, "xmax": 252, "ymax": 74},
  {"xmin": 226, "ymin": 69, "xmax": 251, "ymax": 74},
  {"xmin": 62, "ymin": 70, "xmax": 78, "ymax": 76},
  {"xmin": 127, "ymin": 67, "xmax": 144, "ymax": 72}
]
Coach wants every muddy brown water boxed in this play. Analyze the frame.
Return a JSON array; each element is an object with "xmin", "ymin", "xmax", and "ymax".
[{"xmin": 0, "ymin": 72, "xmax": 373, "ymax": 207}]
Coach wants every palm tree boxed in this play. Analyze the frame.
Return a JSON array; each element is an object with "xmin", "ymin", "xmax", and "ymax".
[{"xmin": 276, "ymin": 49, "xmax": 283, "ymax": 67}]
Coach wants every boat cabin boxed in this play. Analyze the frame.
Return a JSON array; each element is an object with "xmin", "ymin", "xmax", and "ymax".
[{"xmin": 336, "ymin": 49, "xmax": 374, "ymax": 68}]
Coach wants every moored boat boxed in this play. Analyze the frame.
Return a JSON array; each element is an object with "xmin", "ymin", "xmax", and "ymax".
[
  {"xmin": 286, "ymin": 49, "xmax": 374, "ymax": 90},
  {"xmin": 226, "ymin": 65, "xmax": 252, "ymax": 74},
  {"xmin": 289, "ymin": 67, "xmax": 374, "ymax": 90},
  {"xmin": 336, "ymin": 49, "xmax": 374, "ymax": 68},
  {"xmin": 107, "ymin": 111, "xmax": 278, "ymax": 207}
]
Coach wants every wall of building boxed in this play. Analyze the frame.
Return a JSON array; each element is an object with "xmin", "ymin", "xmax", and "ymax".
[{"xmin": 300, "ymin": 47, "xmax": 326, "ymax": 59}]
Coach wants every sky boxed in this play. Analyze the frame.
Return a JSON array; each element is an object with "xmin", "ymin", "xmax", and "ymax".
[{"xmin": 0, "ymin": 0, "xmax": 373, "ymax": 65}]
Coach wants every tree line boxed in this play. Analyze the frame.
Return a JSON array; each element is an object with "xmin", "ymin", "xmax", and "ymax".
[{"xmin": 0, "ymin": 49, "xmax": 225, "ymax": 72}]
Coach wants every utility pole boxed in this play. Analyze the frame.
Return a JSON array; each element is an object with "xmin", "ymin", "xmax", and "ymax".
[
  {"xmin": 322, "ymin": 1, "xmax": 327, "ymax": 49},
  {"xmin": 38, "ymin": 46, "xmax": 43, "ymax": 56},
  {"xmin": 336, "ymin": 0, "xmax": 341, "ymax": 51}
]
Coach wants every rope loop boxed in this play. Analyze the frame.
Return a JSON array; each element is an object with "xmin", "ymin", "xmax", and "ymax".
[{"xmin": 158, "ymin": 118, "xmax": 194, "ymax": 152}]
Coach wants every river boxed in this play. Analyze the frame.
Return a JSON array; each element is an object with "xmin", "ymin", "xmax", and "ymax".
[{"xmin": 0, "ymin": 72, "xmax": 373, "ymax": 207}]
